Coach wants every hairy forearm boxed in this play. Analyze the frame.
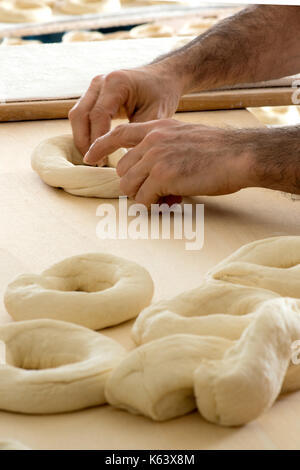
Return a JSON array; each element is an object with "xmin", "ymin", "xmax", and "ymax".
[
  {"xmin": 157, "ymin": 5, "xmax": 300, "ymax": 93},
  {"xmin": 243, "ymin": 125, "xmax": 300, "ymax": 195}
]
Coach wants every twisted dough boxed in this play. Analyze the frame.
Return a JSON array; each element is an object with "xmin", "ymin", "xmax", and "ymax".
[
  {"xmin": 0, "ymin": 0, "xmax": 52, "ymax": 23},
  {"xmin": 106, "ymin": 237, "xmax": 300, "ymax": 425},
  {"xmin": 56, "ymin": 0, "xmax": 120, "ymax": 15},
  {"xmin": 4, "ymin": 253, "xmax": 154, "ymax": 330},
  {"xmin": 32, "ymin": 135, "xmax": 126, "ymax": 198},
  {"xmin": 0, "ymin": 319, "xmax": 126, "ymax": 414}
]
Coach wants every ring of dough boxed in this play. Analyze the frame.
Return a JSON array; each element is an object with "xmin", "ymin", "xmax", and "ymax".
[
  {"xmin": 208, "ymin": 236, "xmax": 300, "ymax": 297},
  {"xmin": 31, "ymin": 135, "xmax": 126, "ymax": 198},
  {"xmin": 4, "ymin": 252, "xmax": 154, "ymax": 330},
  {"xmin": 129, "ymin": 23, "xmax": 174, "ymax": 39},
  {"xmin": 106, "ymin": 300, "xmax": 300, "ymax": 422},
  {"xmin": 0, "ymin": 1, "xmax": 52, "ymax": 23},
  {"xmin": 0, "ymin": 319, "xmax": 126, "ymax": 414},
  {"xmin": 56, "ymin": 0, "xmax": 120, "ymax": 15},
  {"xmin": 133, "ymin": 236, "xmax": 300, "ymax": 345},
  {"xmin": 179, "ymin": 19, "xmax": 216, "ymax": 36},
  {"xmin": 62, "ymin": 30, "xmax": 104, "ymax": 42}
]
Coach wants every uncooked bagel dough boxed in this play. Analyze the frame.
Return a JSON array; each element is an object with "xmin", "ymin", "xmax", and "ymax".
[
  {"xmin": 31, "ymin": 135, "xmax": 126, "ymax": 198},
  {"xmin": 56, "ymin": 0, "xmax": 120, "ymax": 14},
  {"xmin": 132, "ymin": 281, "xmax": 280, "ymax": 344},
  {"xmin": 0, "ymin": 319, "xmax": 126, "ymax": 414},
  {"xmin": 62, "ymin": 30, "xmax": 104, "ymax": 42},
  {"xmin": 4, "ymin": 252, "xmax": 154, "ymax": 330},
  {"xmin": 0, "ymin": 440, "xmax": 30, "ymax": 450},
  {"xmin": 208, "ymin": 236, "xmax": 300, "ymax": 297},
  {"xmin": 195, "ymin": 301, "xmax": 300, "ymax": 426},
  {"xmin": 105, "ymin": 334, "xmax": 232, "ymax": 421},
  {"xmin": 0, "ymin": 0, "xmax": 52, "ymax": 23},
  {"xmin": 129, "ymin": 23, "xmax": 174, "ymax": 39}
]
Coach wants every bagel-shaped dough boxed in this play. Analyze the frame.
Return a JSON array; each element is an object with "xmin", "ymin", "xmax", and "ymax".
[
  {"xmin": 4, "ymin": 253, "xmax": 154, "ymax": 330},
  {"xmin": 208, "ymin": 236, "xmax": 300, "ymax": 297},
  {"xmin": 105, "ymin": 334, "xmax": 232, "ymax": 421},
  {"xmin": 62, "ymin": 30, "xmax": 104, "ymax": 42},
  {"xmin": 0, "ymin": 440, "xmax": 30, "ymax": 450},
  {"xmin": 194, "ymin": 299, "xmax": 300, "ymax": 426},
  {"xmin": 108, "ymin": 299, "xmax": 300, "ymax": 422},
  {"xmin": 0, "ymin": 319, "xmax": 126, "ymax": 414},
  {"xmin": 129, "ymin": 23, "xmax": 174, "ymax": 39},
  {"xmin": 31, "ymin": 135, "xmax": 126, "ymax": 198},
  {"xmin": 132, "ymin": 280, "xmax": 280, "ymax": 344},
  {"xmin": 56, "ymin": 0, "xmax": 120, "ymax": 15},
  {"xmin": 0, "ymin": 0, "xmax": 52, "ymax": 23}
]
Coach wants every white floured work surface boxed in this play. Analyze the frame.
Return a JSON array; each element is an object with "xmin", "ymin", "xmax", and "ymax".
[{"xmin": 0, "ymin": 39, "xmax": 299, "ymax": 104}]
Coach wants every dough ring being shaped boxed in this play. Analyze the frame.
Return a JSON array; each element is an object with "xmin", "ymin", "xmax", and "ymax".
[
  {"xmin": 132, "ymin": 280, "xmax": 281, "ymax": 345},
  {"xmin": 194, "ymin": 300, "xmax": 300, "ymax": 426},
  {"xmin": 56, "ymin": 0, "xmax": 120, "ymax": 15},
  {"xmin": 129, "ymin": 23, "xmax": 174, "ymax": 39},
  {"xmin": 0, "ymin": 1, "xmax": 52, "ymax": 23},
  {"xmin": 207, "ymin": 236, "xmax": 300, "ymax": 297},
  {"xmin": 31, "ymin": 134, "xmax": 126, "ymax": 198},
  {"xmin": 0, "ymin": 440, "xmax": 30, "ymax": 450},
  {"xmin": 108, "ymin": 299, "xmax": 300, "ymax": 422},
  {"xmin": 105, "ymin": 334, "xmax": 232, "ymax": 421},
  {"xmin": 4, "ymin": 253, "xmax": 154, "ymax": 330},
  {"xmin": 62, "ymin": 30, "xmax": 104, "ymax": 42},
  {"xmin": 0, "ymin": 319, "xmax": 126, "ymax": 414}
]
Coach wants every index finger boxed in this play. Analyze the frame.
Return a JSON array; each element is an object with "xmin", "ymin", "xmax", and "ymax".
[
  {"xmin": 84, "ymin": 121, "xmax": 159, "ymax": 165},
  {"xmin": 69, "ymin": 76, "xmax": 103, "ymax": 155}
]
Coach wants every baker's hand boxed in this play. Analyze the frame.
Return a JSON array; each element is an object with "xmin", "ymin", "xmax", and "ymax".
[
  {"xmin": 84, "ymin": 119, "xmax": 255, "ymax": 206},
  {"xmin": 69, "ymin": 63, "xmax": 185, "ymax": 156}
]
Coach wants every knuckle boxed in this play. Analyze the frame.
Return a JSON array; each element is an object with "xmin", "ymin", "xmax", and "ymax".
[
  {"xmin": 145, "ymin": 130, "xmax": 165, "ymax": 144},
  {"xmin": 90, "ymin": 75, "xmax": 102, "ymax": 88},
  {"xmin": 104, "ymin": 70, "xmax": 127, "ymax": 85},
  {"xmin": 112, "ymin": 123, "xmax": 127, "ymax": 137}
]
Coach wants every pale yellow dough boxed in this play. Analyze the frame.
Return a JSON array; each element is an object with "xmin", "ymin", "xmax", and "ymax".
[
  {"xmin": 31, "ymin": 134, "xmax": 126, "ymax": 198},
  {"xmin": 0, "ymin": 319, "xmax": 126, "ymax": 414},
  {"xmin": 4, "ymin": 252, "xmax": 154, "ymax": 330},
  {"xmin": 0, "ymin": 0, "xmax": 52, "ymax": 23},
  {"xmin": 62, "ymin": 30, "xmax": 104, "ymax": 42},
  {"xmin": 129, "ymin": 23, "xmax": 174, "ymax": 39},
  {"xmin": 105, "ymin": 236, "xmax": 300, "ymax": 425},
  {"xmin": 56, "ymin": 0, "xmax": 120, "ymax": 15}
]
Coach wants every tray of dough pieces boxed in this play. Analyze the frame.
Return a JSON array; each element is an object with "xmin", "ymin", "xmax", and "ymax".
[{"xmin": 0, "ymin": 0, "xmax": 230, "ymax": 38}]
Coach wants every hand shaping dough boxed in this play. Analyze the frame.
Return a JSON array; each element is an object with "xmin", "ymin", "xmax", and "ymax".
[
  {"xmin": 4, "ymin": 253, "xmax": 154, "ymax": 330},
  {"xmin": 31, "ymin": 135, "xmax": 126, "ymax": 198},
  {"xmin": 0, "ymin": 319, "xmax": 126, "ymax": 414},
  {"xmin": 0, "ymin": 0, "xmax": 52, "ymax": 23},
  {"xmin": 105, "ymin": 334, "xmax": 232, "ymax": 421},
  {"xmin": 62, "ymin": 30, "xmax": 104, "ymax": 42},
  {"xmin": 132, "ymin": 280, "xmax": 280, "ymax": 344},
  {"xmin": 195, "ymin": 300, "xmax": 300, "ymax": 426},
  {"xmin": 0, "ymin": 440, "xmax": 30, "ymax": 450},
  {"xmin": 56, "ymin": 0, "xmax": 120, "ymax": 14},
  {"xmin": 129, "ymin": 23, "xmax": 174, "ymax": 39}
]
